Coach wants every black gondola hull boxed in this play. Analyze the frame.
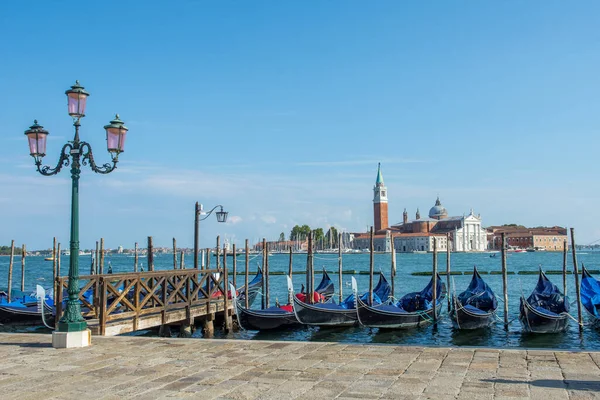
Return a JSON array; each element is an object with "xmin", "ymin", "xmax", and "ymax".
[
  {"xmin": 450, "ymin": 300, "xmax": 496, "ymax": 330},
  {"xmin": 356, "ymin": 296, "xmax": 443, "ymax": 329},
  {"xmin": 292, "ymin": 297, "xmax": 357, "ymax": 327},
  {"xmin": 0, "ymin": 303, "xmax": 54, "ymax": 323},
  {"xmin": 519, "ymin": 298, "xmax": 569, "ymax": 333},
  {"xmin": 236, "ymin": 303, "xmax": 300, "ymax": 330}
]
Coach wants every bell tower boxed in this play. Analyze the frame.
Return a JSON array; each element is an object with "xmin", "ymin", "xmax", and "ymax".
[{"xmin": 373, "ymin": 163, "xmax": 389, "ymax": 232}]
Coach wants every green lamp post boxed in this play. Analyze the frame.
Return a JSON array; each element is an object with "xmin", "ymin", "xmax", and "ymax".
[{"xmin": 25, "ymin": 81, "xmax": 128, "ymax": 346}]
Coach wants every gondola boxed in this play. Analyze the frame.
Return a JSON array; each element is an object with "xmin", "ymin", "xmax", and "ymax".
[
  {"xmin": 290, "ymin": 272, "xmax": 391, "ymax": 327},
  {"xmin": 450, "ymin": 266, "xmax": 498, "ymax": 329},
  {"xmin": 355, "ymin": 274, "xmax": 446, "ymax": 329},
  {"xmin": 519, "ymin": 270, "xmax": 570, "ymax": 333},
  {"xmin": 0, "ymin": 290, "xmax": 54, "ymax": 323},
  {"xmin": 235, "ymin": 269, "xmax": 335, "ymax": 331},
  {"xmin": 580, "ymin": 265, "xmax": 600, "ymax": 327}
]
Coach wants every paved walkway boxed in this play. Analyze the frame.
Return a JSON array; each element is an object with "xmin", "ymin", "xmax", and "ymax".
[{"xmin": 0, "ymin": 333, "xmax": 599, "ymax": 399}]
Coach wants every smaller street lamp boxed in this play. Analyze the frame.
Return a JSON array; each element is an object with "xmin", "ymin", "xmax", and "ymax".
[{"xmin": 194, "ymin": 203, "xmax": 228, "ymax": 269}]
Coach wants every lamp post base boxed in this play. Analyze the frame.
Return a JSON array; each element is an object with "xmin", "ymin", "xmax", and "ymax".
[{"xmin": 52, "ymin": 329, "xmax": 91, "ymax": 349}]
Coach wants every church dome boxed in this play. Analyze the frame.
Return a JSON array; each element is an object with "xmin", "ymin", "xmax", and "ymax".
[{"xmin": 429, "ymin": 197, "xmax": 448, "ymax": 220}]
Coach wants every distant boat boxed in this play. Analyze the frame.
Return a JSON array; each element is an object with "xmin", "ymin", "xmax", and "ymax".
[{"xmin": 44, "ymin": 257, "xmax": 54, "ymax": 261}]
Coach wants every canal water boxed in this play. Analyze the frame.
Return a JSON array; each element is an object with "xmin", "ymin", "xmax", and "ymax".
[{"xmin": 2, "ymin": 250, "xmax": 600, "ymax": 350}]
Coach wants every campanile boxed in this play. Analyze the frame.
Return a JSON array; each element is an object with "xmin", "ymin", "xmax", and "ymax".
[{"xmin": 373, "ymin": 163, "xmax": 389, "ymax": 232}]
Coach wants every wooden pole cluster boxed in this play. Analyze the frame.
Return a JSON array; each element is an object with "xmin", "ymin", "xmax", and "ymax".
[
  {"xmin": 562, "ymin": 239, "xmax": 568, "ymax": 296},
  {"xmin": 245, "ymin": 239, "xmax": 249, "ymax": 309},
  {"xmin": 7, "ymin": 240, "xmax": 14, "ymax": 303},
  {"xmin": 501, "ymin": 232, "xmax": 509, "ymax": 330},
  {"xmin": 147, "ymin": 236, "xmax": 154, "ymax": 271},
  {"xmin": 432, "ymin": 237, "xmax": 438, "ymax": 326},
  {"xmin": 172, "ymin": 238, "xmax": 177, "ymax": 269},
  {"xmin": 369, "ymin": 226, "xmax": 374, "ymax": 305},
  {"xmin": 134, "ymin": 242, "xmax": 138, "ymax": 272},
  {"xmin": 570, "ymin": 228, "xmax": 583, "ymax": 331},
  {"xmin": 446, "ymin": 233, "xmax": 451, "ymax": 311},
  {"xmin": 310, "ymin": 233, "xmax": 315, "ymax": 304},
  {"xmin": 20, "ymin": 244, "xmax": 26, "ymax": 292},
  {"xmin": 338, "ymin": 232, "xmax": 343, "ymax": 304}
]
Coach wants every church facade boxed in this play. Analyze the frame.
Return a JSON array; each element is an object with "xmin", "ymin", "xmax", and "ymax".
[{"xmin": 352, "ymin": 164, "xmax": 488, "ymax": 252}]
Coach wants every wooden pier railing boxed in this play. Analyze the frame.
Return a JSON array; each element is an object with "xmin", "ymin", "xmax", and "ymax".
[{"xmin": 55, "ymin": 268, "xmax": 229, "ymax": 336}]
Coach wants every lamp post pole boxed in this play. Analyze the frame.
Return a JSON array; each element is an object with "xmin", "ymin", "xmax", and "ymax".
[
  {"xmin": 193, "ymin": 203, "xmax": 228, "ymax": 269},
  {"xmin": 25, "ymin": 81, "xmax": 128, "ymax": 347}
]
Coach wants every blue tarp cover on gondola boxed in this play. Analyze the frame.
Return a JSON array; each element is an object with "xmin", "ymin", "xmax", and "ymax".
[
  {"xmin": 457, "ymin": 268, "xmax": 497, "ymax": 312},
  {"xmin": 581, "ymin": 267, "xmax": 600, "ymax": 318},
  {"xmin": 398, "ymin": 275, "xmax": 444, "ymax": 312},
  {"xmin": 340, "ymin": 272, "xmax": 390, "ymax": 309},
  {"xmin": 526, "ymin": 271, "xmax": 569, "ymax": 315}
]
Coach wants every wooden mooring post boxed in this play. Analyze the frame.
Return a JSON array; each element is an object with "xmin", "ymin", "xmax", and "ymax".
[
  {"xmin": 265, "ymin": 242, "xmax": 270, "ymax": 308},
  {"xmin": 232, "ymin": 244, "xmax": 237, "ymax": 288},
  {"xmin": 562, "ymin": 239, "xmax": 568, "ymax": 296},
  {"xmin": 57, "ymin": 243, "xmax": 61, "ymax": 277},
  {"xmin": 432, "ymin": 237, "xmax": 438, "ymax": 326},
  {"xmin": 223, "ymin": 244, "xmax": 232, "ymax": 332},
  {"xmin": 570, "ymin": 228, "xmax": 583, "ymax": 332},
  {"xmin": 147, "ymin": 236, "xmax": 154, "ymax": 271},
  {"xmin": 338, "ymin": 232, "xmax": 343, "ymax": 304},
  {"xmin": 52, "ymin": 237, "xmax": 57, "ymax": 285},
  {"xmin": 20, "ymin": 244, "xmax": 26, "ymax": 292},
  {"xmin": 501, "ymin": 232, "xmax": 509, "ymax": 330},
  {"xmin": 261, "ymin": 238, "xmax": 266, "ymax": 309},
  {"xmin": 100, "ymin": 238, "xmax": 105, "ymax": 274},
  {"xmin": 134, "ymin": 242, "xmax": 138, "ymax": 272},
  {"xmin": 180, "ymin": 251, "xmax": 185, "ymax": 269},
  {"xmin": 95, "ymin": 240, "xmax": 100, "ymax": 275},
  {"xmin": 390, "ymin": 240, "xmax": 396, "ymax": 302},
  {"xmin": 446, "ymin": 233, "xmax": 451, "ymax": 311},
  {"xmin": 369, "ymin": 226, "xmax": 374, "ymax": 305},
  {"xmin": 7, "ymin": 240, "xmax": 14, "ymax": 302},
  {"xmin": 245, "ymin": 239, "xmax": 249, "ymax": 309},
  {"xmin": 289, "ymin": 246, "xmax": 294, "ymax": 304},
  {"xmin": 172, "ymin": 238, "xmax": 177, "ymax": 269}
]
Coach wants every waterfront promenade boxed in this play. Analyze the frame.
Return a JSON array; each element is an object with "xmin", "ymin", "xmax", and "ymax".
[{"xmin": 0, "ymin": 334, "xmax": 599, "ymax": 399}]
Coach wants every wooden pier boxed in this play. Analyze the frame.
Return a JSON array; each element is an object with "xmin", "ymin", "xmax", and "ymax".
[{"xmin": 54, "ymin": 267, "xmax": 232, "ymax": 336}]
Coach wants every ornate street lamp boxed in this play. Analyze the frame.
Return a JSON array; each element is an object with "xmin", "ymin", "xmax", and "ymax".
[
  {"xmin": 25, "ymin": 80, "xmax": 128, "ymax": 348},
  {"xmin": 193, "ymin": 203, "xmax": 228, "ymax": 269}
]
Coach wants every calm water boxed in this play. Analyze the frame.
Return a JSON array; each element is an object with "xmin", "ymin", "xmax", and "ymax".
[{"xmin": 2, "ymin": 250, "xmax": 600, "ymax": 350}]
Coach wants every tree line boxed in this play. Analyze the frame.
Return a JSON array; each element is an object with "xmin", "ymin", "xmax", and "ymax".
[
  {"xmin": 283, "ymin": 225, "xmax": 340, "ymax": 249},
  {"xmin": 0, "ymin": 246, "xmax": 24, "ymax": 256}
]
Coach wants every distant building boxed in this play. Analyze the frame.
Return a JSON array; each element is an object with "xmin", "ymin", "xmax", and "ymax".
[
  {"xmin": 487, "ymin": 226, "xmax": 567, "ymax": 251},
  {"xmin": 117, "ymin": 245, "xmax": 123, "ymax": 254},
  {"xmin": 351, "ymin": 164, "xmax": 488, "ymax": 252}
]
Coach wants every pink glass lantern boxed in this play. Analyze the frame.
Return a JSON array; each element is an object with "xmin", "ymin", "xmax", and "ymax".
[
  {"xmin": 24, "ymin": 120, "xmax": 49, "ymax": 157},
  {"xmin": 65, "ymin": 80, "xmax": 89, "ymax": 118},
  {"xmin": 104, "ymin": 114, "xmax": 128, "ymax": 154}
]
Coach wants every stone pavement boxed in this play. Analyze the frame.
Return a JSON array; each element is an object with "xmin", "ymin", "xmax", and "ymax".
[{"xmin": 0, "ymin": 333, "xmax": 599, "ymax": 399}]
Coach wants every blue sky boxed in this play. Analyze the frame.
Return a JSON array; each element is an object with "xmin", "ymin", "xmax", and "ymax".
[{"xmin": 1, "ymin": 1, "xmax": 599, "ymax": 250}]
